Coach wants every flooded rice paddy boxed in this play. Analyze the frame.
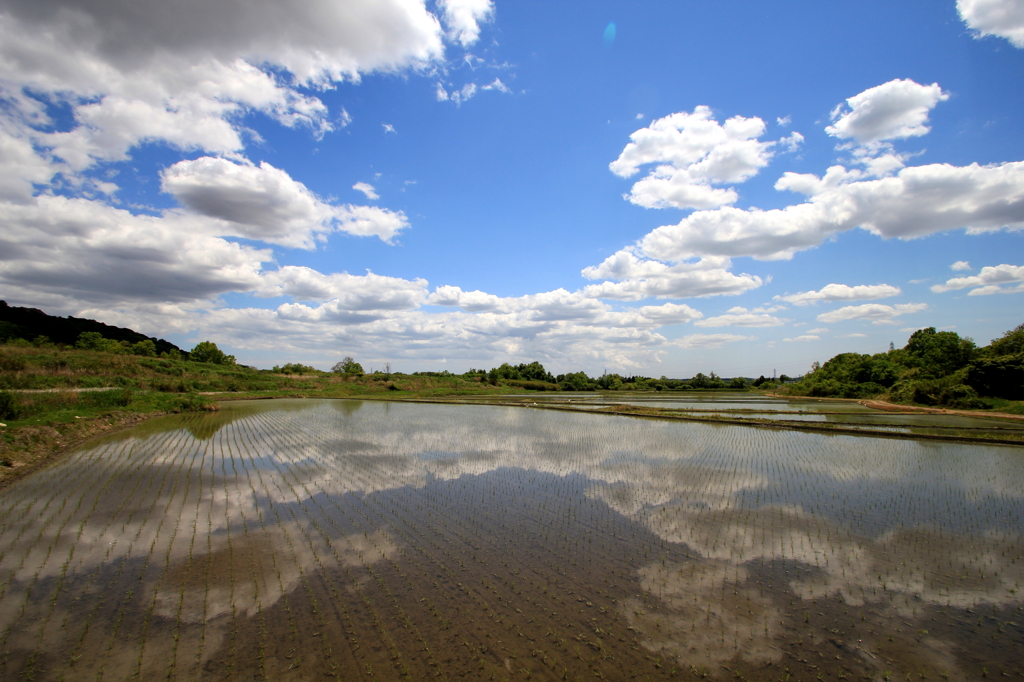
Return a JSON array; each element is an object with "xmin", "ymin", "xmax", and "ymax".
[{"xmin": 1, "ymin": 398, "xmax": 1023, "ymax": 681}]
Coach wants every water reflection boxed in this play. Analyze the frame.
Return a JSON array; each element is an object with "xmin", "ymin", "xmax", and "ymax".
[{"xmin": 0, "ymin": 399, "xmax": 1020, "ymax": 680}]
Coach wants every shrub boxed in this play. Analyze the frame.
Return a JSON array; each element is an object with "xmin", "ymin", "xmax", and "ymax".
[
  {"xmin": 0, "ymin": 391, "xmax": 19, "ymax": 420},
  {"xmin": 891, "ymin": 376, "xmax": 984, "ymax": 409},
  {"xmin": 965, "ymin": 354, "xmax": 1024, "ymax": 400},
  {"xmin": 178, "ymin": 393, "xmax": 218, "ymax": 412},
  {"xmin": 190, "ymin": 341, "xmax": 235, "ymax": 365},
  {"xmin": 0, "ymin": 354, "xmax": 26, "ymax": 371}
]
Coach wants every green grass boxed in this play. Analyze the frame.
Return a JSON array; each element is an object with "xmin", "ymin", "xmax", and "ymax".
[
  {"xmin": 0, "ymin": 342, "xmax": 518, "ymax": 427},
  {"xmin": 978, "ymin": 397, "xmax": 1024, "ymax": 415}
]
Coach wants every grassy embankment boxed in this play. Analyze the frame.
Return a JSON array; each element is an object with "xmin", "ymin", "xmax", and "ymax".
[{"xmin": 0, "ymin": 343, "xmax": 507, "ymax": 486}]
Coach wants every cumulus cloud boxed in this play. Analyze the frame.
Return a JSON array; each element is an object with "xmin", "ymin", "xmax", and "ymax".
[
  {"xmin": 580, "ymin": 250, "xmax": 762, "ymax": 300},
  {"xmin": 352, "ymin": 182, "xmax": 379, "ymax": 200},
  {"xmin": 958, "ymin": 0, "xmax": 1024, "ymax": 47},
  {"xmin": 951, "ymin": 260, "xmax": 972, "ymax": 271},
  {"xmin": 609, "ymin": 106, "xmax": 799, "ymax": 210},
  {"xmin": 0, "ymin": 0, "xmax": 445, "ymax": 88},
  {"xmin": 437, "ymin": 0, "xmax": 494, "ymax": 47},
  {"xmin": 783, "ymin": 335, "xmax": 819, "ymax": 342},
  {"xmin": 693, "ymin": 307, "xmax": 786, "ymax": 328},
  {"xmin": 931, "ymin": 263, "xmax": 1024, "ymax": 295},
  {"xmin": 0, "ymin": 125, "xmax": 54, "ymax": 202},
  {"xmin": 0, "ymin": 195, "xmax": 269, "ymax": 305},
  {"xmin": 426, "ymin": 285, "xmax": 703, "ymax": 328},
  {"xmin": 775, "ymin": 283, "xmax": 901, "ymax": 306},
  {"xmin": 637, "ymin": 160, "xmax": 1024, "ymax": 262},
  {"xmin": 162, "ymin": 157, "xmax": 408, "ymax": 246},
  {"xmin": 816, "ymin": 303, "xmax": 928, "ymax": 324},
  {"xmin": 258, "ymin": 266, "xmax": 427, "ymax": 309},
  {"xmin": 826, "ymin": 79, "xmax": 948, "ymax": 145},
  {"xmin": 0, "ymin": 0, "xmax": 455, "ymax": 176}
]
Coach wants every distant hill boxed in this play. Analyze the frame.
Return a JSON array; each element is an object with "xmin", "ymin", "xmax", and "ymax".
[{"xmin": 0, "ymin": 300, "xmax": 186, "ymax": 356}]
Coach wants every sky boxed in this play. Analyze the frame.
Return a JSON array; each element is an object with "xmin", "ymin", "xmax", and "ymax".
[{"xmin": 1, "ymin": 0, "xmax": 1023, "ymax": 378}]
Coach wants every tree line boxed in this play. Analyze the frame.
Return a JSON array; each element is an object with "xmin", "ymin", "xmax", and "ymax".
[{"xmin": 783, "ymin": 323, "xmax": 1024, "ymax": 408}]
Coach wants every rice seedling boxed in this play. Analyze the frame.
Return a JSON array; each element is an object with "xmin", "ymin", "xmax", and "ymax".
[{"xmin": 0, "ymin": 397, "xmax": 1021, "ymax": 679}]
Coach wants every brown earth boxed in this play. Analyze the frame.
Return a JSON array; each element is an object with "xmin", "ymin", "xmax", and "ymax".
[{"xmin": 0, "ymin": 411, "xmax": 160, "ymax": 491}]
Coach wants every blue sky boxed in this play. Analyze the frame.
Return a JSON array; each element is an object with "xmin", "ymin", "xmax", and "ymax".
[{"xmin": 1, "ymin": 0, "xmax": 1022, "ymax": 377}]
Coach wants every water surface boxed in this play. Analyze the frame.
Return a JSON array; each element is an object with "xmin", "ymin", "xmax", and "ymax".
[{"xmin": 1, "ymin": 399, "xmax": 1022, "ymax": 680}]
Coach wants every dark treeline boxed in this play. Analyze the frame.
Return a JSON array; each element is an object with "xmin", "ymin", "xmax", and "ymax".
[
  {"xmin": 475, "ymin": 362, "xmax": 749, "ymax": 392},
  {"xmin": 0, "ymin": 301, "xmax": 185, "ymax": 356},
  {"xmin": 784, "ymin": 323, "xmax": 1024, "ymax": 408}
]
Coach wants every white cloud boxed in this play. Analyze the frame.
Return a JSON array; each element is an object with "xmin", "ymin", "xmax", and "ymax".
[
  {"xmin": 931, "ymin": 263, "xmax": 1024, "ymax": 295},
  {"xmin": 0, "ymin": 0, "xmax": 451, "ymax": 176},
  {"xmin": 481, "ymin": 77, "xmax": 511, "ymax": 93},
  {"xmin": 580, "ymin": 250, "xmax": 762, "ymax": 300},
  {"xmin": 838, "ymin": 333, "xmax": 867, "ymax": 338},
  {"xmin": 437, "ymin": 0, "xmax": 495, "ymax": 47},
  {"xmin": 637, "ymin": 161, "xmax": 1024, "ymax": 262},
  {"xmin": 382, "ymin": 123, "xmax": 397, "ymax": 134},
  {"xmin": 783, "ymin": 335, "xmax": 819, "ymax": 342},
  {"xmin": 806, "ymin": 328, "xmax": 828, "ymax": 334},
  {"xmin": 1, "ymin": 0, "xmax": 444, "ymax": 88},
  {"xmin": 693, "ymin": 307, "xmax": 786, "ymax": 328},
  {"xmin": 951, "ymin": 260, "xmax": 972, "ymax": 271},
  {"xmin": 426, "ymin": 285, "xmax": 704, "ymax": 329},
  {"xmin": 162, "ymin": 157, "xmax": 409, "ymax": 246},
  {"xmin": 0, "ymin": 195, "xmax": 269, "ymax": 305},
  {"xmin": 958, "ymin": 0, "xmax": 1024, "ymax": 48},
  {"xmin": 816, "ymin": 303, "xmax": 928, "ymax": 324},
  {"xmin": 436, "ymin": 82, "xmax": 480, "ymax": 104},
  {"xmin": 673, "ymin": 334, "xmax": 754, "ymax": 349},
  {"xmin": 0, "ymin": 125, "xmax": 54, "ymax": 202},
  {"xmin": 775, "ymin": 283, "xmax": 901, "ymax": 306},
  {"xmin": 258, "ymin": 266, "xmax": 427, "ymax": 309},
  {"xmin": 353, "ymin": 182, "xmax": 380, "ymax": 200},
  {"xmin": 609, "ymin": 106, "xmax": 798, "ymax": 210},
  {"xmin": 826, "ymin": 79, "xmax": 948, "ymax": 144}
]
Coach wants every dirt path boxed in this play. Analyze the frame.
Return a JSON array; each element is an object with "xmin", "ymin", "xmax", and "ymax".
[{"xmin": 860, "ymin": 399, "xmax": 1024, "ymax": 421}]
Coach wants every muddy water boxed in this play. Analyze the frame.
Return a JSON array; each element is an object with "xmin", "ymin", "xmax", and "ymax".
[{"xmin": 1, "ymin": 399, "xmax": 1022, "ymax": 681}]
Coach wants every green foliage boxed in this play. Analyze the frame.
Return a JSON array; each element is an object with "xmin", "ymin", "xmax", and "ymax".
[
  {"xmin": 986, "ymin": 323, "xmax": 1024, "ymax": 357},
  {"xmin": 788, "ymin": 351, "xmax": 900, "ymax": 398},
  {"xmin": 889, "ymin": 375, "xmax": 984, "ymax": 409},
  {"xmin": 332, "ymin": 356, "xmax": 364, "ymax": 375},
  {"xmin": 556, "ymin": 371, "xmax": 594, "ymax": 391},
  {"xmin": 1, "ymin": 300, "xmax": 184, "ymax": 355},
  {"xmin": 787, "ymin": 323, "xmax": 1023, "ymax": 407},
  {"xmin": 274, "ymin": 363, "xmax": 319, "ymax": 375},
  {"xmin": 131, "ymin": 339, "xmax": 157, "ymax": 357},
  {"xmin": 728, "ymin": 376, "xmax": 748, "ymax": 389},
  {"xmin": 505, "ymin": 379, "xmax": 559, "ymax": 391},
  {"xmin": 75, "ymin": 331, "xmax": 107, "ymax": 351},
  {"xmin": 190, "ymin": 341, "xmax": 235, "ymax": 365},
  {"xmin": 0, "ymin": 390, "xmax": 19, "ymax": 420},
  {"xmin": 487, "ymin": 361, "xmax": 556, "ymax": 384},
  {"xmin": 0, "ymin": 353, "xmax": 26, "ymax": 371},
  {"xmin": 177, "ymin": 393, "xmax": 217, "ymax": 412},
  {"xmin": 903, "ymin": 327, "xmax": 976, "ymax": 378},
  {"xmin": 689, "ymin": 372, "xmax": 725, "ymax": 389},
  {"xmin": 966, "ymin": 353, "xmax": 1024, "ymax": 400}
]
